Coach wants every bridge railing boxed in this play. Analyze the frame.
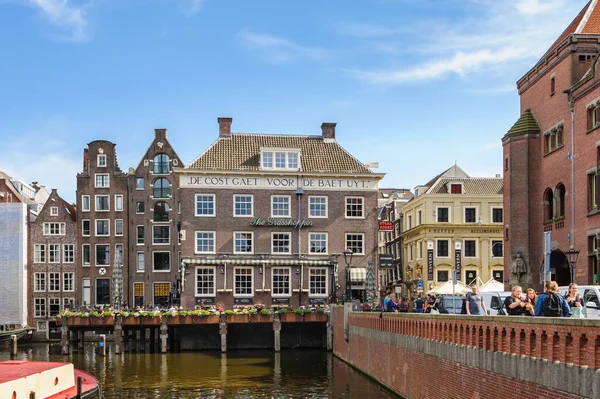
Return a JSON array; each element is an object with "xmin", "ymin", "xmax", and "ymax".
[{"xmin": 349, "ymin": 312, "xmax": 600, "ymax": 369}]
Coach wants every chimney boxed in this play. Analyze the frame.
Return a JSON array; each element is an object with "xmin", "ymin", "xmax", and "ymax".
[
  {"xmin": 83, "ymin": 148, "xmax": 89, "ymax": 172},
  {"xmin": 218, "ymin": 117, "xmax": 232, "ymax": 138},
  {"xmin": 321, "ymin": 122, "xmax": 336, "ymax": 141},
  {"xmin": 155, "ymin": 128, "xmax": 167, "ymax": 140}
]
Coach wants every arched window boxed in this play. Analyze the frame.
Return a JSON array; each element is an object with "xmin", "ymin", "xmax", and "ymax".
[
  {"xmin": 153, "ymin": 178, "xmax": 170, "ymax": 198},
  {"xmin": 154, "ymin": 154, "xmax": 170, "ymax": 174},
  {"xmin": 555, "ymin": 184, "xmax": 566, "ymax": 217},
  {"xmin": 544, "ymin": 188, "xmax": 554, "ymax": 221},
  {"xmin": 153, "ymin": 202, "xmax": 170, "ymax": 222}
]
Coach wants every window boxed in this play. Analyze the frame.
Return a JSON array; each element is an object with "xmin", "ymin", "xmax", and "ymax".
[
  {"xmin": 50, "ymin": 206, "xmax": 58, "ymax": 216},
  {"xmin": 464, "ymin": 208, "xmax": 476, "ymax": 223},
  {"xmin": 136, "ymin": 202, "xmax": 144, "ymax": 213},
  {"xmin": 82, "ymin": 195, "xmax": 90, "ymax": 212},
  {"xmin": 82, "ymin": 220, "xmax": 90, "ymax": 236},
  {"xmin": 588, "ymin": 105, "xmax": 600, "ymax": 131},
  {"xmin": 555, "ymin": 184, "xmax": 566, "ymax": 217},
  {"xmin": 115, "ymin": 195, "xmax": 123, "ymax": 211},
  {"xmin": 309, "ymin": 196, "xmax": 327, "ymax": 218},
  {"xmin": 272, "ymin": 268, "xmax": 291, "ymax": 296},
  {"xmin": 154, "ymin": 202, "xmax": 170, "ymax": 221},
  {"xmin": 544, "ymin": 188, "xmax": 554, "ymax": 221},
  {"xmin": 48, "ymin": 272, "xmax": 60, "ymax": 292},
  {"xmin": 271, "ymin": 196, "xmax": 290, "ymax": 217},
  {"xmin": 464, "ymin": 240, "xmax": 476, "ymax": 257},
  {"xmin": 153, "ymin": 225, "xmax": 170, "ymax": 244},
  {"xmin": 544, "ymin": 124, "xmax": 564, "ymax": 154},
  {"xmin": 34, "ymin": 298, "xmax": 46, "ymax": 317},
  {"xmin": 436, "ymin": 207, "xmax": 449, "ymax": 223},
  {"xmin": 37, "ymin": 321, "xmax": 48, "ymax": 331},
  {"xmin": 437, "ymin": 270, "xmax": 449, "ymax": 282},
  {"xmin": 95, "ymin": 195, "xmax": 109, "ymax": 211},
  {"xmin": 153, "ymin": 252, "xmax": 170, "ymax": 271},
  {"xmin": 97, "ymin": 154, "xmax": 107, "ymax": 167},
  {"xmin": 115, "ymin": 219, "xmax": 124, "ymax": 236},
  {"xmin": 34, "ymin": 272, "xmax": 46, "ymax": 292},
  {"xmin": 96, "ymin": 220, "xmax": 109, "ymax": 236},
  {"xmin": 153, "ymin": 154, "xmax": 170, "ymax": 174},
  {"xmin": 345, "ymin": 197, "xmax": 364, "ymax": 218},
  {"xmin": 48, "ymin": 298, "xmax": 60, "ymax": 316},
  {"xmin": 195, "ymin": 231, "xmax": 215, "ymax": 253},
  {"xmin": 137, "ymin": 226, "xmax": 144, "ymax": 244},
  {"xmin": 345, "ymin": 233, "xmax": 365, "ymax": 255},
  {"xmin": 34, "ymin": 244, "xmax": 45, "ymax": 263},
  {"xmin": 96, "ymin": 244, "xmax": 110, "ymax": 266},
  {"xmin": 590, "ymin": 173, "xmax": 599, "ymax": 211},
  {"xmin": 95, "ymin": 174, "xmax": 109, "ymax": 188},
  {"xmin": 465, "ymin": 270, "xmax": 477, "ymax": 285},
  {"xmin": 491, "ymin": 240, "xmax": 503, "ymax": 258},
  {"xmin": 48, "ymin": 244, "xmax": 60, "ymax": 263},
  {"xmin": 309, "ymin": 268, "xmax": 327, "ymax": 296},
  {"xmin": 493, "ymin": 270, "xmax": 504, "ymax": 282},
  {"xmin": 82, "ymin": 278, "xmax": 91, "ymax": 306},
  {"xmin": 133, "ymin": 283, "xmax": 144, "ymax": 307},
  {"xmin": 63, "ymin": 298, "xmax": 74, "ymax": 310},
  {"xmin": 492, "ymin": 208, "xmax": 503, "ymax": 223},
  {"xmin": 450, "ymin": 184, "xmax": 462, "ymax": 194},
  {"xmin": 417, "ymin": 210, "xmax": 422, "ymax": 225},
  {"xmin": 96, "ymin": 279, "xmax": 110, "ymax": 306},
  {"xmin": 261, "ymin": 149, "xmax": 301, "ymax": 170},
  {"xmin": 115, "ymin": 244, "xmax": 124, "ymax": 265},
  {"xmin": 196, "ymin": 267, "xmax": 216, "ymax": 296},
  {"xmin": 272, "ymin": 233, "xmax": 291, "ymax": 254},
  {"xmin": 262, "ymin": 152, "xmax": 273, "ymax": 168},
  {"xmin": 63, "ymin": 244, "xmax": 74, "ymax": 263},
  {"xmin": 43, "ymin": 222, "xmax": 65, "ymax": 235},
  {"xmin": 234, "ymin": 232, "xmax": 253, "ymax": 253},
  {"xmin": 82, "ymin": 244, "xmax": 91, "ymax": 266},
  {"xmin": 309, "ymin": 232, "xmax": 328, "ymax": 253},
  {"xmin": 63, "ymin": 272, "xmax": 74, "ymax": 292},
  {"xmin": 437, "ymin": 240, "xmax": 449, "ymax": 257},
  {"xmin": 195, "ymin": 194, "xmax": 215, "ymax": 216},
  {"xmin": 153, "ymin": 178, "xmax": 170, "ymax": 198},
  {"xmin": 154, "ymin": 283, "xmax": 171, "ymax": 307},
  {"xmin": 137, "ymin": 252, "xmax": 145, "ymax": 272},
  {"xmin": 233, "ymin": 195, "xmax": 253, "ymax": 217},
  {"xmin": 234, "ymin": 267, "xmax": 253, "ymax": 296},
  {"xmin": 550, "ymin": 76, "xmax": 555, "ymax": 95},
  {"xmin": 136, "ymin": 178, "xmax": 144, "ymax": 190}
]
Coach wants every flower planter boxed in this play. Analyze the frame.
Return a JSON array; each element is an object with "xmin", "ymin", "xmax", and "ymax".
[
  {"xmin": 279, "ymin": 313, "xmax": 304, "ymax": 322},
  {"xmin": 194, "ymin": 314, "xmax": 221, "ymax": 324},
  {"xmin": 250, "ymin": 314, "xmax": 273, "ymax": 323},
  {"xmin": 167, "ymin": 315, "xmax": 193, "ymax": 325},
  {"xmin": 303, "ymin": 313, "xmax": 327, "ymax": 322},
  {"xmin": 121, "ymin": 316, "xmax": 139, "ymax": 326},
  {"xmin": 140, "ymin": 316, "xmax": 162, "ymax": 325},
  {"xmin": 66, "ymin": 316, "xmax": 89, "ymax": 327},
  {"xmin": 226, "ymin": 314, "xmax": 249, "ymax": 323},
  {"xmin": 89, "ymin": 316, "xmax": 114, "ymax": 326},
  {"xmin": 55, "ymin": 316, "xmax": 62, "ymax": 327}
]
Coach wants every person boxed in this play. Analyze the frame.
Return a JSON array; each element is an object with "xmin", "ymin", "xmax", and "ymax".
[
  {"xmin": 414, "ymin": 295, "xmax": 424, "ymax": 313},
  {"xmin": 383, "ymin": 293, "xmax": 391, "ymax": 312},
  {"xmin": 503, "ymin": 286, "xmax": 527, "ymax": 316},
  {"xmin": 465, "ymin": 285, "xmax": 487, "ymax": 315},
  {"xmin": 407, "ymin": 297, "xmax": 415, "ymax": 313},
  {"xmin": 524, "ymin": 288, "xmax": 537, "ymax": 316},
  {"xmin": 535, "ymin": 281, "xmax": 570, "ymax": 317},
  {"xmin": 564, "ymin": 283, "xmax": 583, "ymax": 308},
  {"xmin": 397, "ymin": 297, "xmax": 409, "ymax": 313}
]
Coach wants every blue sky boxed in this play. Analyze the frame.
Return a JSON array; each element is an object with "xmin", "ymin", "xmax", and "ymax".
[{"xmin": 0, "ymin": 0, "xmax": 591, "ymax": 203}]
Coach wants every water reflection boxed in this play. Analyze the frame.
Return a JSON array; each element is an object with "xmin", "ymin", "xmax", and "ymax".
[{"xmin": 1, "ymin": 343, "xmax": 399, "ymax": 399}]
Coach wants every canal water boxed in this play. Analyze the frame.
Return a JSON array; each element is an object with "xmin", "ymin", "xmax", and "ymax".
[{"xmin": 1, "ymin": 343, "xmax": 400, "ymax": 399}]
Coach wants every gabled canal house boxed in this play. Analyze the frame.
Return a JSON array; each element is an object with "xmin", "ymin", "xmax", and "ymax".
[{"xmin": 176, "ymin": 118, "xmax": 384, "ymax": 309}]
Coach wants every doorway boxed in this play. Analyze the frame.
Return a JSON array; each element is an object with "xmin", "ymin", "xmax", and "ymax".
[{"xmin": 550, "ymin": 250, "xmax": 570, "ymax": 286}]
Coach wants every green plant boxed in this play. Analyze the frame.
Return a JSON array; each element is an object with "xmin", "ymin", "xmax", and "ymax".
[
  {"xmin": 224, "ymin": 310, "xmax": 236, "ymax": 315},
  {"xmin": 293, "ymin": 308, "xmax": 312, "ymax": 315},
  {"xmin": 136, "ymin": 311, "xmax": 149, "ymax": 317},
  {"xmin": 260, "ymin": 308, "xmax": 273, "ymax": 315},
  {"xmin": 277, "ymin": 308, "xmax": 288, "ymax": 314},
  {"xmin": 316, "ymin": 308, "xmax": 326, "ymax": 314},
  {"xmin": 178, "ymin": 310, "xmax": 190, "ymax": 317},
  {"xmin": 102, "ymin": 311, "xmax": 113, "ymax": 317},
  {"xmin": 118, "ymin": 311, "xmax": 129, "ymax": 317},
  {"xmin": 248, "ymin": 309, "xmax": 257, "ymax": 315},
  {"xmin": 64, "ymin": 311, "xmax": 76, "ymax": 318},
  {"xmin": 89, "ymin": 311, "xmax": 101, "ymax": 317}
]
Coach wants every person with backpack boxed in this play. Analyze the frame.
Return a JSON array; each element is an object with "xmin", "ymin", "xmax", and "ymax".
[{"xmin": 535, "ymin": 281, "xmax": 570, "ymax": 317}]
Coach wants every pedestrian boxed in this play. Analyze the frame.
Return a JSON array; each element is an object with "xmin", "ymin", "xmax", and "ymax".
[
  {"xmin": 564, "ymin": 283, "xmax": 584, "ymax": 317},
  {"xmin": 524, "ymin": 288, "xmax": 537, "ymax": 315},
  {"xmin": 414, "ymin": 295, "xmax": 425, "ymax": 313},
  {"xmin": 503, "ymin": 285, "xmax": 527, "ymax": 316},
  {"xmin": 397, "ymin": 297, "xmax": 409, "ymax": 312},
  {"xmin": 408, "ymin": 297, "xmax": 415, "ymax": 313},
  {"xmin": 535, "ymin": 281, "xmax": 570, "ymax": 317},
  {"xmin": 465, "ymin": 285, "xmax": 487, "ymax": 315}
]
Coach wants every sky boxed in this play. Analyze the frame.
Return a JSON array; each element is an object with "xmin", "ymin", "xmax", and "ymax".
[{"xmin": 0, "ymin": 0, "xmax": 592, "ymax": 203}]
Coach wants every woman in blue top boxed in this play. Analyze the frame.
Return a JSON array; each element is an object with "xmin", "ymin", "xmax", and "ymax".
[{"xmin": 534, "ymin": 281, "xmax": 570, "ymax": 317}]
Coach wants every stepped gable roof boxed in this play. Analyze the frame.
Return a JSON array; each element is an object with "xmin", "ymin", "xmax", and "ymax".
[
  {"xmin": 428, "ymin": 177, "xmax": 503, "ymax": 195},
  {"xmin": 186, "ymin": 133, "xmax": 372, "ymax": 174},
  {"xmin": 504, "ymin": 109, "xmax": 540, "ymax": 137}
]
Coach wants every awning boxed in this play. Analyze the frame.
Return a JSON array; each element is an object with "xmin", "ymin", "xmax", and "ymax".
[
  {"xmin": 348, "ymin": 268, "xmax": 367, "ymax": 282},
  {"xmin": 182, "ymin": 258, "xmax": 333, "ymax": 266}
]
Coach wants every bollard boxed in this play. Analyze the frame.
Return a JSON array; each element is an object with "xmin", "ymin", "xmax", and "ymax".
[
  {"xmin": 99, "ymin": 334, "xmax": 106, "ymax": 356},
  {"xmin": 10, "ymin": 334, "xmax": 17, "ymax": 357}
]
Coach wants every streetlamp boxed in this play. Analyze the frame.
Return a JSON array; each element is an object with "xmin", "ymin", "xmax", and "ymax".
[
  {"xmin": 330, "ymin": 258, "xmax": 338, "ymax": 304},
  {"xmin": 564, "ymin": 247, "xmax": 580, "ymax": 284},
  {"xmin": 343, "ymin": 248, "xmax": 354, "ymax": 302}
]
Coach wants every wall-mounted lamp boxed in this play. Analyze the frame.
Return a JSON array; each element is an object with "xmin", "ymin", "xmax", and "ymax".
[
  {"xmin": 343, "ymin": 248, "xmax": 353, "ymax": 266},
  {"xmin": 220, "ymin": 266, "xmax": 225, "ymax": 274},
  {"xmin": 259, "ymin": 266, "xmax": 263, "ymax": 274},
  {"xmin": 295, "ymin": 268, "xmax": 300, "ymax": 274}
]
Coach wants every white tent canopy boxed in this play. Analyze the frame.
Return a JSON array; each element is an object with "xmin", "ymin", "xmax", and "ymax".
[
  {"xmin": 480, "ymin": 278, "xmax": 505, "ymax": 292},
  {"xmin": 427, "ymin": 281, "xmax": 471, "ymax": 295}
]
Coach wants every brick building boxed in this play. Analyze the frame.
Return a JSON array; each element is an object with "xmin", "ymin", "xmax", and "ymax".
[
  {"xmin": 29, "ymin": 189, "xmax": 77, "ymax": 340},
  {"xmin": 176, "ymin": 118, "xmax": 384, "ymax": 309},
  {"xmin": 127, "ymin": 129, "xmax": 183, "ymax": 308},
  {"xmin": 503, "ymin": 1, "xmax": 600, "ymax": 288},
  {"xmin": 76, "ymin": 141, "xmax": 129, "ymax": 308}
]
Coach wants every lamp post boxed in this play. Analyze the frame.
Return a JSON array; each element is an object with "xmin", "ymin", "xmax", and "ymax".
[
  {"xmin": 564, "ymin": 247, "xmax": 580, "ymax": 284},
  {"xmin": 330, "ymin": 258, "xmax": 338, "ymax": 304},
  {"xmin": 343, "ymin": 248, "xmax": 354, "ymax": 302}
]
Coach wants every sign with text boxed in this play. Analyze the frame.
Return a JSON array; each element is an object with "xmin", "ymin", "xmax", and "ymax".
[
  {"xmin": 234, "ymin": 298, "xmax": 253, "ymax": 305},
  {"xmin": 379, "ymin": 254, "xmax": 394, "ymax": 268},
  {"xmin": 180, "ymin": 175, "xmax": 379, "ymax": 191},
  {"xmin": 196, "ymin": 297, "xmax": 215, "ymax": 305},
  {"xmin": 455, "ymin": 242, "xmax": 462, "ymax": 282},
  {"xmin": 379, "ymin": 221, "xmax": 393, "ymax": 231},
  {"xmin": 250, "ymin": 217, "xmax": 313, "ymax": 228},
  {"xmin": 427, "ymin": 241, "xmax": 434, "ymax": 281}
]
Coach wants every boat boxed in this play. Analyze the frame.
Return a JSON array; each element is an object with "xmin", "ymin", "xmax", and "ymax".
[
  {"xmin": 0, "ymin": 327, "xmax": 35, "ymax": 343},
  {"xmin": 0, "ymin": 361, "xmax": 102, "ymax": 398}
]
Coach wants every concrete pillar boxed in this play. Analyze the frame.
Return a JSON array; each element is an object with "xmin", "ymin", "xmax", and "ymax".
[
  {"xmin": 160, "ymin": 316, "xmax": 168, "ymax": 353},
  {"xmin": 60, "ymin": 316, "xmax": 69, "ymax": 355},
  {"xmin": 77, "ymin": 330, "xmax": 85, "ymax": 353},
  {"xmin": 326, "ymin": 311, "xmax": 333, "ymax": 351},
  {"xmin": 114, "ymin": 316, "xmax": 123, "ymax": 355},
  {"xmin": 10, "ymin": 334, "xmax": 17, "ymax": 357},
  {"xmin": 273, "ymin": 318, "xmax": 281, "ymax": 352},
  {"xmin": 99, "ymin": 334, "xmax": 106, "ymax": 356},
  {"xmin": 219, "ymin": 319, "xmax": 227, "ymax": 353}
]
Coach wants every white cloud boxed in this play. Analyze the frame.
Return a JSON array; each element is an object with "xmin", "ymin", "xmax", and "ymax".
[
  {"xmin": 515, "ymin": 0, "xmax": 563, "ymax": 15},
  {"xmin": 477, "ymin": 141, "xmax": 502, "ymax": 151},
  {"xmin": 177, "ymin": 0, "xmax": 203, "ymax": 16},
  {"xmin": 27, "ymin": 0, "xmax": 90, "ymax": 42},
  {"xmin": 239, "ymin": 31, "xmax": 328, "ymax": 63}
]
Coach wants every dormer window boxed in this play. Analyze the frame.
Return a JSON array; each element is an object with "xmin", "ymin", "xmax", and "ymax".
[
  {"xmin": 261, "ymin": 149, "xmax": 301, "ymax": 170},
  {"xmin": 449, "ymin": 183, "xmax": 463, "ymax": 194},
  {"xmin": 97, "ymin": 154, "xmax": 107, "ymax": 168}
]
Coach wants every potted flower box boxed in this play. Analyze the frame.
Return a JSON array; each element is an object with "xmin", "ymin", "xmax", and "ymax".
[
  {"xmin": 167, "ymin": 314, "xmax": 193, "ymax": 325},
  {"xmin": 278, "ymin": 311, "xmax": 304, "ymax": 323},
  {"xmin": 89, "ymin": 316, "xmax": 114, "ymax": 326},
  {"xmin": 250, "ymin": 314, "xmax": 273, "ymax": 323},
  {"xmin": 194, "ymin": 314, "xmax": 221, "ymax": 324},
  {"xmin": 303, "ymin": 312, "xmax": 327, "ymax": 322},
  {"xmin": 225, "ymin": 312, "xmax": 249, "ymax": 323},
  {"xmin": 67, "ymin": 316, "xmax": 89, "ymax": 327},
  {"xmin": 121, "ymin": 316, "xmax": 139, "ymax": 326},
  {"xmin": 141, "ymin": 315, "xmax": 162, "ymax": 325}
]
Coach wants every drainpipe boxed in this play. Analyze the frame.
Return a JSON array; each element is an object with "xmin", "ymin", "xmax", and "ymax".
[
  {"xmin": 569, "ymin": 97, "xmax": 576, "ymax": 247},
  {"xmin": 296, "ymin": 186, "xmax": 304, "ymax": 307}
]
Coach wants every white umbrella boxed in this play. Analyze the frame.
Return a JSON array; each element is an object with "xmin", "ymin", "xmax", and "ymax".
[
  {"xmin": 480, "ymin": 278, "xmax": 505, "ymax": 292},
  {"xmin": 427, "ymin": 280, "xmax": 471, "ymax": 295}
]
